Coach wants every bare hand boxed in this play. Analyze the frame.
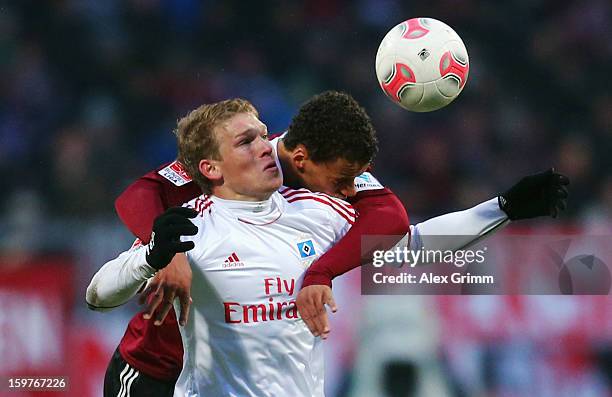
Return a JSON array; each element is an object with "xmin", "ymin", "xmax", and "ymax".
[
  {"xmin": 296, "ymin": 285, "xmax": 337, "ymax": 339},
  {"xmin": 139, "ymin": 253, "xmax": 192, "ymax": 326}
]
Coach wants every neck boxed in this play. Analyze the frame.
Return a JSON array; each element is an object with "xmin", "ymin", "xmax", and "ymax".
[
  {"xmin": 276, "ymin": 139, "xmax": 303, "ymax": 189},
  {"xmin": 212, "ymin": 186, "xmax": 273, "ymax": 202}
]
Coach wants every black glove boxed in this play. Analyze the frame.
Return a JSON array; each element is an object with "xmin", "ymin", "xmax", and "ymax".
[
  {"xmin": 499, "ymin": 168, "xmax": 570, "ymax": 220},
  {"xmin": 145, "ymin": 207, "xmax": 199, "ymax": 270}
]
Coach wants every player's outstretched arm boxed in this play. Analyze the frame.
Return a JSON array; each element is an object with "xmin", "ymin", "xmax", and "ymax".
[
  {"xmin": 408, "ymin": 197, "xmax": 509, "ymax": 256},
  {"xmin": 86, "ymin": 207, "xmax": 198, "ymax": 311},
  {"xmin": 407, "ymin": 168, "xmax": 570, "ymax": 262},
  {"xmin": 298, "ymin": 170, "xmax": 568, "ymax": 336}
]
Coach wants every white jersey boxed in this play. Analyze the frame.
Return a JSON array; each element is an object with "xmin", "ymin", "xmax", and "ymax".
[{"xmin": 173, "ymin": 189, "xmax": 354, "ymax": 397}]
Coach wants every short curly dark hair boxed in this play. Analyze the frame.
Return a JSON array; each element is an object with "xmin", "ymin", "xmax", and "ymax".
[{"xmin": 284, "ymin": 91, "xmax": 378, "ymax": 165}]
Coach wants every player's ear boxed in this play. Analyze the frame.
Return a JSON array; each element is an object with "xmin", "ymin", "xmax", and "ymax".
[
  {"xmin": 199, "ymin": 159, "xmax": 222, "ymax": 182},
  {"xmin": 291, "ymin": 144, "xmax": 309, "ymax": 171}
]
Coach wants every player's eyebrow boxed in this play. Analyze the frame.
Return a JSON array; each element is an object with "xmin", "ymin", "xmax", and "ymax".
[
  {"xmin": 234, "ymin": 128, "xmax": 258, "ymax": 139},
  {"xmin": 240, "ymin": 122, "xmax": 267, "ymax": 135}
]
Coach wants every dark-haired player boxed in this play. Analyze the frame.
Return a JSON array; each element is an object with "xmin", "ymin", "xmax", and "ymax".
[{"xmin": 103, "ymin": 91, "xmax": 568, "ymax": 395}]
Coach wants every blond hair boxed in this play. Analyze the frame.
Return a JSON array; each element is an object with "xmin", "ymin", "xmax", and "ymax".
[{"xmin": 176, "ymin": 99, "xmax": 258, "ymax": 193}]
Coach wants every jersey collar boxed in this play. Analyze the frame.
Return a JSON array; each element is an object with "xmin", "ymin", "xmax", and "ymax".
[{"xmin": 211, "ymin": 193, "xmax": 285, "ymax": 226}]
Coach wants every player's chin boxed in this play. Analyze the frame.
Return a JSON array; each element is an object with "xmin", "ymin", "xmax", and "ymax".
[{"xmin": 264, "ymin": 173, "xmax": 283, "ymax": 191}]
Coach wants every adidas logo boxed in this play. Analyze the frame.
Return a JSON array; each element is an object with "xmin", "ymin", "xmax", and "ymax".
[
  {"xmin": 222, "ymin": 252, "xmax": 245, "ymax": 269},
  {"xmin": 499, "ymin": 196, "xmax": 508, "ymax": 210}
]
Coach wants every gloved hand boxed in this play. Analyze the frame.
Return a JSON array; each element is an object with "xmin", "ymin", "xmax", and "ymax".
[
  {"xmin": 499, "ymin": 168, "xmax": 570, "ymax": 220},
  {"xmin": 145, "ymin": 207, "xmax": 198, "ymax": 269}
]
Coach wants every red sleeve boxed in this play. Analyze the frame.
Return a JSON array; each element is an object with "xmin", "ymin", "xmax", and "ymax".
[
  {"xmin": 301, "ymin": 187, "xmax": 410, "ymax": 288},
  {"xmin": 115, "ymin": 162, "xmax": 202, "ymax": 243}
]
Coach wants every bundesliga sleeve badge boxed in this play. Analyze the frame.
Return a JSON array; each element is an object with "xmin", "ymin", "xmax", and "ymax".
[{"xmin": 158, "ymin": 160, "xmax": 193, "ymax": 186}]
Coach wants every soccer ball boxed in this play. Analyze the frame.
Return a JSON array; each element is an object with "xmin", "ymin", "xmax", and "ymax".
[{"xmin": 375, "ymin": 17, "xmax": 469, "ymax": 112}]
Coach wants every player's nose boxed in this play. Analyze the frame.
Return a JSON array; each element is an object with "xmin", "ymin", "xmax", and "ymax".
[{"xmin": 258, "ymin": 138, "xmax": 273, "ymax": 157}]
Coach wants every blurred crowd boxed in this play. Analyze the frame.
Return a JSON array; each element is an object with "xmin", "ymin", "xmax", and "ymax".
[
  {"xmin": 1, "ymin": 0, "xmax": 610, "ymax": 231},
  {"xmin": 0, "ymin": 1, "xmax": 610, "ymax": 396}
]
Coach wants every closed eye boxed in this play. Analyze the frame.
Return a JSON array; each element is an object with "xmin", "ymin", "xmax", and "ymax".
[{"xmin": 237, "ymin": 135, "xmax": 256, "ymax": 146}]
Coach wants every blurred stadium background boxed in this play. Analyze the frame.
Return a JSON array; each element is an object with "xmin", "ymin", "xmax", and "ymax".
[{"xmin": 1, "ymin": 1, "xmax": 610, "ymax": 396}]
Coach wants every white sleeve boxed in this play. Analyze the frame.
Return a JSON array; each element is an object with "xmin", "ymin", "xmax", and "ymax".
[
  {"xmin": 86, "ymin": 245, "xmax": 157, "ymax": 311},
  {"xmin": 387, "ymin": 197, "xmax": 509, "ymax": 266}
]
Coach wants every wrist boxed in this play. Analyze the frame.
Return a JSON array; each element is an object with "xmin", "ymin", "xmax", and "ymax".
[
  {"xmin": 145, "ymin": 248, "xmax": 171, "ymax": 270},
  {"xmin": 498, "ymin": 194, "xmax": 515, "ymax": 220},
  {"xmin": 302, "ymin": 270, "xmax": 333, "ymax": 288},
  {"xmin": 134, "ymin": 247, "xmax": 158, "ymax": 279}
]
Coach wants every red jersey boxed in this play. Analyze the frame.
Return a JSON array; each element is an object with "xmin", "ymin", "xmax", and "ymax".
[{"xmin": 115, "ymin": 161, "xmax": 409, "ymax": 381}]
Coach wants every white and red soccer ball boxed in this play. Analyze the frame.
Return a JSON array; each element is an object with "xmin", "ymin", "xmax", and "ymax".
[{"xmin": 375, "ymin": 17, "xmax": 469, "ymax": 112}]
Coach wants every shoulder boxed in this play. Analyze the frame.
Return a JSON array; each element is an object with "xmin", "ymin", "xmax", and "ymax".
[
  {"xmin": 353, "ymin": 171, "xmax": 385, "ymax": 193},
  {"xmin": 183, "ymin": 195, "xmax": 215, "ymax": 223},
  {"xmin": 279, "ymin": 187, "xmax": 356, "ymax": 225}
]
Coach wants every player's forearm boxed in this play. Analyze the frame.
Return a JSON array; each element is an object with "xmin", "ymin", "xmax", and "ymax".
[
  {"xmin": 409, "ymin": 197, "xmax": 509, "ymax": 261},
  {"xmin": 302, "ymin": 189, "xmax": 410, "ymax": 287},
  {"xmin": 86, "ymin": 247, "xmax": 156, "ymax": 311}
]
